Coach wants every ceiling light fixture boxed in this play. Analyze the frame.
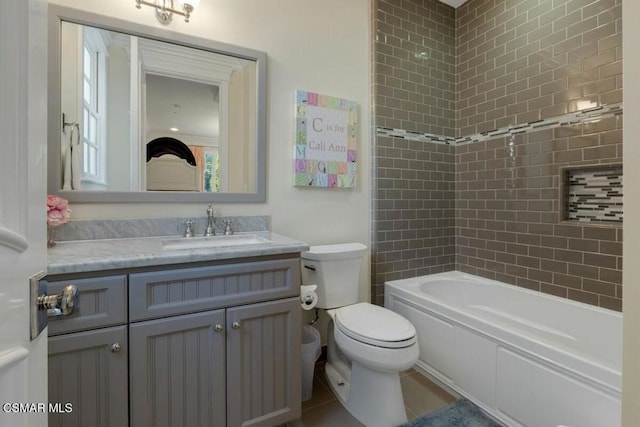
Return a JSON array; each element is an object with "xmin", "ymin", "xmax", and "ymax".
[{"xmin": 135, "ymin": 0, "xmax": 200, "ymax": 25}]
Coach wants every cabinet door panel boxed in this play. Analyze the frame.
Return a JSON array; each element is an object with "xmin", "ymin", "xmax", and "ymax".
[
  {"xmin": 130, "ymin": 310, "xmax": 226, "ymax": 427},
  {"xmin": 227, "ymin": 298, "xmax": 301, "ymax": 427},
  {"xmin": 48, "ymin": 326, "xmax": 128, "ymax": 427}
]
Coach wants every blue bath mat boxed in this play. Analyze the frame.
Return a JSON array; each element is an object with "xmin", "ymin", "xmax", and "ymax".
[{"xmin": 402, "ymin": 398, "xmax": 502, "ymax": 427}]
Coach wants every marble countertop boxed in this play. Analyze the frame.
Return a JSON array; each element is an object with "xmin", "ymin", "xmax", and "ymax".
[{"xmin": 47, "ymin": 231, "xmax": 309, "ymax": 275}]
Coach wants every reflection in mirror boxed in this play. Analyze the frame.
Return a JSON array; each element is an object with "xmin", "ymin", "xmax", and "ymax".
[
  {"xmin": 48, "ymin": 6, "xmax": 266, "ymax": 203},
  {"xmin": 146, "ymin": 77, "xmax": 221, "ymax": 191},
  {"xmin": 59, "ymin": 21, "xmax": 256, "ymax": 193}
]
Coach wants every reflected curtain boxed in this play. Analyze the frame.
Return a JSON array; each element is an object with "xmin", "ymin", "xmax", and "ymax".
[{"xmin": 189, "ymin": 145, "xmax": 205, "ymax": 191}]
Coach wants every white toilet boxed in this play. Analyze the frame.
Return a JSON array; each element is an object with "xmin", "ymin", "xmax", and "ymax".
[{"xmin": 301, "ymin": 243, "xmax": 419, "ymax": 427}]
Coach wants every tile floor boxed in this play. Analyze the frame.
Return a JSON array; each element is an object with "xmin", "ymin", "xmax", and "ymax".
[{"xmin": 290, "ymin": 363, "xmax": 456, "ymax": 426}]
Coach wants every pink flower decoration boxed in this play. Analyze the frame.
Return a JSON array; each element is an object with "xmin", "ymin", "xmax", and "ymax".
[{"xmin": 47, "ymin": 195, "xmax": 71, "ymax": 227}]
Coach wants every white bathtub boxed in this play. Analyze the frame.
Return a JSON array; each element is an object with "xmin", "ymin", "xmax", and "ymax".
[{"xmin": 385, "ymin": 271, "xmax": 622, "ymax": 427}]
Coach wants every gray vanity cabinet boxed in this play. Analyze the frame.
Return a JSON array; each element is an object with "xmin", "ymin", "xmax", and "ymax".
[
  {"xmin": 129, "ymin": 309, "xmax": 227, "ymax": 427},
  {"xmin": 129, "ymin": 298, "xmax": 301, "ymax": 427},
  {"xmin": 226, "ymin": 297, "xmax": 301, "ymax": 427},
  {"xmin": 46, "ymin": 275, "xmax": 128, "ymax": 427},
  {"xmin": 128, "ymin": 257, "xmax": 302, "ymax": 426},
  {"xmin": 47, "ymin": 255, "xmax": 302, "ymax": 427},
  {"xmin": 48, "ymin": 326, "xmax": 128, "ymax": 427}
]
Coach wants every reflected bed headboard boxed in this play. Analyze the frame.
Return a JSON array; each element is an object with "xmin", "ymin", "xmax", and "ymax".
[{"xmin": 146, "ymin": 137, "xmax": 199, "ymax": 191}]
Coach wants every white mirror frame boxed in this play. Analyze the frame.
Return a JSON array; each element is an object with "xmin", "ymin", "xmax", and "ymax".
[{"xmin": 48, "ymin": 5, "xmax": 267, "ymax": 203}]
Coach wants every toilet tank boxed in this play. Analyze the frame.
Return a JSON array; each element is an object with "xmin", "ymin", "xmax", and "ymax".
[{"xmin": 300, "ymin": 243, "xmax": 367, "ymax": 309}]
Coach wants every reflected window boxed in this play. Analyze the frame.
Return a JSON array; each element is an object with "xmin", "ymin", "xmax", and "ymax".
[
  {"xmin": 202, "ymin": 149, "xmax": 219, "ymax": 192},
  {"xmin": 81, "ymin": 27, "xmax": 107, "ymax": 185}
]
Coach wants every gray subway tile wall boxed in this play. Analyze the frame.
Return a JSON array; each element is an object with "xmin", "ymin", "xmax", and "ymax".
[
  {"xmin": 375, "ymin": 0, "xmax": 456, "ymax": 137},
  {"xmin": 372, "ymin": 0, "xmax": 623, "ymax": 310},
  {"xmin": 373, "ymin": 136, "xmax": 456, "ymax": 305},
  {"xmin": 455, "ymin": 117, "xmax": 623, "ymax": 311},
  {"xmin": 455, "ymin": 0, "xmax": 622, "ymax": 136},
  {"xmin": 372, "ymin": 0, "xmax": 458, "ymax": 305}
]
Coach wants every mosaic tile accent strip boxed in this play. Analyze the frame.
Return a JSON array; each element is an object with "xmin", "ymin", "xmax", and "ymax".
[
  {"xmin": 376, "ymin": 103, "xmax": 623, "ymax": 146},
  {"xmin": 567, "ymin": 166, "xmax": 623, "ymax": 223},
  {"xmin": 375, "ymin": 128, "xmax": 456, "ymax": 145}
]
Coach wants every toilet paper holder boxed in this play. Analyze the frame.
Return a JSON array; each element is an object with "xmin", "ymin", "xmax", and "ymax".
[
  {"xmin": 301, "ymin": 284, "xmax": 320, "ymax": 324},
  {"xmin": 301, "ymin": 284, "xmax": 318, "ymax": 309}
]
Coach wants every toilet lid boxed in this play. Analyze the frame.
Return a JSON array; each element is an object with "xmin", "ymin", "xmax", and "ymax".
[{"xmin": 335, "ymin": 302, "xmax": 416, "ymax": 349}]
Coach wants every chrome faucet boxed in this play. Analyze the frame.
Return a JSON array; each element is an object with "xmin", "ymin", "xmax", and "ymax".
[{"xmin": 204, "ymin": 204, "xmax": 215, "ymax": 236}]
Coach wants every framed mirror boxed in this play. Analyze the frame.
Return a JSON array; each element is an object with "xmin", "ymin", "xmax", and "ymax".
[{"xmin": 48, "ymin": 5, "xmax": 267, "ymax": 203}]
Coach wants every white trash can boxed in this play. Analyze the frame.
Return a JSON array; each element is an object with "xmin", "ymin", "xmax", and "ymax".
[{"xmin": 301, "ymin": 324, "xmax": 321, "ymax": 401}]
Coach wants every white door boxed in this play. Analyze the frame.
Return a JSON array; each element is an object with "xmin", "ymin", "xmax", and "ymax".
[{"xmin": 0, "ymin": 0, "xmax": 49, "ymax": 426}]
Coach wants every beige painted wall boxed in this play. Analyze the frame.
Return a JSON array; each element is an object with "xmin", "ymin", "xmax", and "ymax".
[
  {"xmin": 622, "ymin": 0, "xmax": 639, "ymax": 423},
  {"xmin": 48, "ymin": 0, "xmax": 372, "ymax": 303}
]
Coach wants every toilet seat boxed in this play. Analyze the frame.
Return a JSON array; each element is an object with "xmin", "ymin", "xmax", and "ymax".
[{"xmin": 335, "ymin": 302, "xmax": 416, "ymax": 349}]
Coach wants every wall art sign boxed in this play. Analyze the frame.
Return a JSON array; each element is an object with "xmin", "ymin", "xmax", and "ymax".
[{"xmin": 294, "ymin": 90, "xmax": 358, "ymax": 188}]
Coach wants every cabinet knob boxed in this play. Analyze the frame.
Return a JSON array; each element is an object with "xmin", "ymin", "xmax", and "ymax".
[
  {"xmin": 110, "ymin": 342, "xmax": 121, "ymax": 353},
  {"xmin": 214, "ymin": 324, "xmax": 223, "ymax": 332},
  {"xmin": 232, "ymin": 321, "xmax": 241, "ymax": 329}
]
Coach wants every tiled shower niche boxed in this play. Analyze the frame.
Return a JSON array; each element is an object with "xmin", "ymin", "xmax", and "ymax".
[{"xmin": 563, "ymin": 165, "xmax": 623, "ymax": 223}]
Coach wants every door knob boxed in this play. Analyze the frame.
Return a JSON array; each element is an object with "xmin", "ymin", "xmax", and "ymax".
[
  {"xmin": 38, "ymin": 284, "xmax": 78, "ymax": 317},
  {"xmin": 214, "ymin": 324, "xmax": 223, "ymax": 332},
  {"xmin": 232, "ymin": 321, "xmax": 241, "ymax": 329},
  {"xmin": 110, "ymin": 342, "xmax": 121, "ymax": 353}
]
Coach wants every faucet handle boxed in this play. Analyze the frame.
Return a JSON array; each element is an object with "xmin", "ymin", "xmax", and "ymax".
[
  {"xmin": 184, "ymin": 220, "xmax": 195, "ymax": 238},
  {"xmin": 223, "ymin": 218, "xmax": 234, "ymax": 235}
]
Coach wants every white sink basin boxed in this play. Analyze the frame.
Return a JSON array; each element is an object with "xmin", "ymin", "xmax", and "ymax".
[{"xmin": 162, "ymin": 234, "xmax": 271, "ymax": 250}]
